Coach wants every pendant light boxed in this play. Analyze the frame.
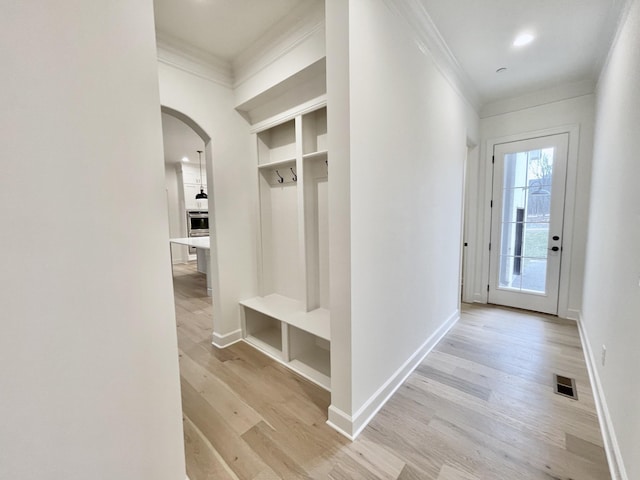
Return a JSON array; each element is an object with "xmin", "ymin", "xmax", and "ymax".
[{"xmin": 195, "ymin": 149, "xmax": 207, "ymax": 199}]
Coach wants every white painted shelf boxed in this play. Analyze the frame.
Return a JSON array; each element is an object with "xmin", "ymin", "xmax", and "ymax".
[
  {"xmin": 302, "ymin": 150, "xmax": 328, "ymax": 160},
  {"xmin": 240, "ymin": 294, "xmax": 330, "ymax": 340},
  {"xmin": 287, "ymin": 308, "xmax": 330, "ymax": 341},
  {"xmin": 257, "ymin": 157, "xmax": 297, "ymax": 170}
]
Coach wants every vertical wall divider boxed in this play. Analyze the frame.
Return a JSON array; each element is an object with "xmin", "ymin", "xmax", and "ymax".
[
  {"xmin": 295, "ymin": 115, "xmax": 310, "ymax": 311},
  {"xmin": 302, "ymin": 107, "xmax": 329, "ymax": 312},
  {"xmin": 281, "ymin": 323, "xmax": 291, "ymax": 362},
  {"xmin": 253, "ymin": 132, "xmax": 267, "ymax": 298}
]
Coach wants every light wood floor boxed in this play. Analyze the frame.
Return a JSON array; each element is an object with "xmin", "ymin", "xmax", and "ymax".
[{"xmin": 172, "ymin": 262, "xmax": 610, "ymax": 480}]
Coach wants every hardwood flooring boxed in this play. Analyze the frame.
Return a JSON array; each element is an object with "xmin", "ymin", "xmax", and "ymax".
[{"xmin": 172, "ymin": 262, "xmax": 610, "ymax": 480}]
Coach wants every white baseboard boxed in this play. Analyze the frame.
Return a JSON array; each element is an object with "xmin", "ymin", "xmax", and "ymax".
[
  {"xmin": 472, "ymin": 293, "xmax": 485, "ymax": 303},
  {"xmin": 326, "ymin": 405, "xmax": 356, "ymax": 440},
  {"xmin": 577, "ymin": 312, "xmax": 628, "ymax": 480},
  {"xmin": 565, "ymin": 308, "xmax": 580, "ymax": 321},
  {"xmin": 211, "ymin": 329, "xmax": 243, "ymax": 348},
  {"xmin": 326, "ymin": 309, "xmax": 460, "ymax": 440}
]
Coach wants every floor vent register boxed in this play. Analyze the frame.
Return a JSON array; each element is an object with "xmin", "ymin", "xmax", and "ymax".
[{"xmin": 554, "ymin": 374, "xmax": 578, "ymax": 400}]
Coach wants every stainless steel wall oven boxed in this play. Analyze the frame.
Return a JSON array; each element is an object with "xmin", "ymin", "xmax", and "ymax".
[{"xmin": 186, "ymin": 209, "xmax": 208, "ymax": 254}]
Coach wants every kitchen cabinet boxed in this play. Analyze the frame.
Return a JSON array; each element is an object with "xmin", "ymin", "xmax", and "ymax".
[
  {"xmin": 181, "ymin": 162, "xmax": 206, "ymax": 186},
  {"xmin": 180, "ymin": 163, "xmax": 208, "ymax": 210}
]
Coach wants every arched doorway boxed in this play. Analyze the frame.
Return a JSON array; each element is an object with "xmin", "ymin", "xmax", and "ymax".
[{"xmin": 160, "ymin": 106, "xmax": 223, "ymax": 331}]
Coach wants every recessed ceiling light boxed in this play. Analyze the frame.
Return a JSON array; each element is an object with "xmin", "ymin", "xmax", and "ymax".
[
  {"xmin": 496, "ymin": 67, "xmax": 508, "ymax": 74},
  {"xmin": 513, "ymin": 33, "xmax": 535, "ymax": 47},
  {"xmin": 182, "ymin": 157, "xmax": 189, "ymax": 162}
]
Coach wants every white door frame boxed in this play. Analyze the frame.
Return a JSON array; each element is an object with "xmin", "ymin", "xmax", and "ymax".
[
  {"xmin": 461, "ymin": 144, "xmax": 480, "ymax": 304},
  {"xmin": 488, "ymin": 134, "xmax": 568, "ymax": 314},
  {"xmin": 477, "ymin": 124, "xmax": 581, "ymax": 319}
]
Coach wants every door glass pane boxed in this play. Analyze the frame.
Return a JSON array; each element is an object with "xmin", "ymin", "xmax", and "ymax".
[
  {"xmin": 498, "ymin": 147, "xmax": 555, "ymax": 293},
  {"xmin": 522, "ymin": 223, "xmax": 549, "ymax": 258},
  {"xmin": 521, "ymin": 257, "xmax": 547, "ymax": 292},
  {"xmin": 498, "ymin": 255, "xmax": 520, "ymax": 289},
  {"xmin": 504, "ymin": 153, "xmax": 528, "ymax": 188}
]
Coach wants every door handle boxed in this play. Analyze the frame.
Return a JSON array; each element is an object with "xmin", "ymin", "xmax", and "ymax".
[{"xmin": 549, "ymin": 246, "xmax": 560, "ymax": 252}]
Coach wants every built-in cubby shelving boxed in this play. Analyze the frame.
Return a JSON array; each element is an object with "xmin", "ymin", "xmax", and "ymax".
[
  {"xmin": 241, "ymin": 104, "xmax": 330, "ymax": 390},
  {"xmin": 302, "ymin": 107, "xmax": 327, "ymax": 155},
  {"xmin": 240, "ymin": 295, "xmax": 329, "ymax": 339},
  {"xmin": 243, "ymin": 308, "xmax": 283, "ymax": 359},
  {"xmin": 288, "ymin": 325, "xmax": 330, "ymax": 389},
  {"xmin": 257, "ymin": 118, "xmax": 296, "ymax": 166}
]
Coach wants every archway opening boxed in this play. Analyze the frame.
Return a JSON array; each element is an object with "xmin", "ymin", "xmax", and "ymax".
[
  {"xmin": 160, "ymin": 105, "xmax": 225, "ymax": 473},
  {"xmin": 160, "ymin": 105, "xmax": 221, "ymax": 331}
]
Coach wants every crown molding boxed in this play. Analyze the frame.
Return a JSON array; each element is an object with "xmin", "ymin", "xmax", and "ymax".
[
  {"xmin": 480, "ymin": 78, "xmax": 596, "ymax": 118},
  {"xmin": 232, "ymin": 1, "xmax": 326, "ymax": 89},
  {"xmin": 381, "ymin": 0, "xmax": 480, "ymax": 111},
  {"xmin": 155, "ymin": 30, "xmax": 233, "ymax": 88}
]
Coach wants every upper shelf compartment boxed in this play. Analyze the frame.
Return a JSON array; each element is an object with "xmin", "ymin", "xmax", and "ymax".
[
  {"xmin": 257, "ymin": 119, "xmax": 296, "ymax": 166},
  {"xmin": 235, "ymin": 58, "xmax": 326, "ymax": 126},
  {"xmin": 302, "ymin": 107, "xmax": 327, "ymax": 156}
]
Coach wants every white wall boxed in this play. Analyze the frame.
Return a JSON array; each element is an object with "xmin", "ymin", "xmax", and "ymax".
[
  {"xmin": 326, "ymin": 0, "xmax": 477, "ymax": 436},
  {"xmin": 325, "ymin": 0, "xmax": 353, "ymax": 430},
  {"xmin": 474, "ymin": 95, "xmax": 595, "ymax": 318},
  {"xmin": 582, "ymin": 1, "xmax": 640, "ymax": 478},
  {"xmin": 0, "ymin": 2, "xmax": 185, "ymax": 479},
  {"xmin": 157, "ymin": 62, "xmax": 258, "ymax": 346}
]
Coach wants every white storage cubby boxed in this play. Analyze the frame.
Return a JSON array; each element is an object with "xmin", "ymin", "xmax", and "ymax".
[
  {"xmin": 243, "ymin": 308, "xmax": 283, "ymax": 359},
  {"xmin": 287, "ymin": 325, "xmax": 330, "ymax": 390},
  {"xmin": 240, "ymin": 104, "xmax": 331, "ymax": 390},
  {"xmin": 257, "ymin": 118, "xmax": 296, "ymax": 167},
  {"xmin": 257, "ymin": 159, "xmax": 302, "ymax": 302},
  {"xmin": 302, "ymin": 107, "xmax": 327, "ymax": 155}
]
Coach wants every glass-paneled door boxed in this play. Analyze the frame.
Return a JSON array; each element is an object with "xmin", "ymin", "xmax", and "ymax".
[{"xmin": 488, "ymin": 134, "xmax": 568, "ymax": 314}]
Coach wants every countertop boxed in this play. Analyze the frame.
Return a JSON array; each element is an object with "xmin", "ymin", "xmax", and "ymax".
[{"xmin": 169, "ymin": 237, "xmax": 210, "ymax": 249}]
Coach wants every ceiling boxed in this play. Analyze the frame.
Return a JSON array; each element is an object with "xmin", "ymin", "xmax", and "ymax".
[
  {"xmin": 161, "ymin": 113, "xmax": 204, "ymax": 166},
  {"xmin": 155, "ymin": 0, "xmax": 315, "ymax": 166},
  {"xmin": 420, "ymin": 0, "xmax": 625, "ymax": 105},
  {"xmin": 155, "ymin": 0, "xmax": 625, "ymax": 161},
  {"xmin": 153, "ymin": 0, "xmax": 313, "ymax": 61}
]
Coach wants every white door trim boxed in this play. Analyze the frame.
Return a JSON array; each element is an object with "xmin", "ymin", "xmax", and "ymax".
[
  {"xmin": 477, "ymin": 124, "xmax": 580, "ymax": 318},
  {"xmin": 489, "ymin": 134, "xmax": 568, "ymax": 314}
]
